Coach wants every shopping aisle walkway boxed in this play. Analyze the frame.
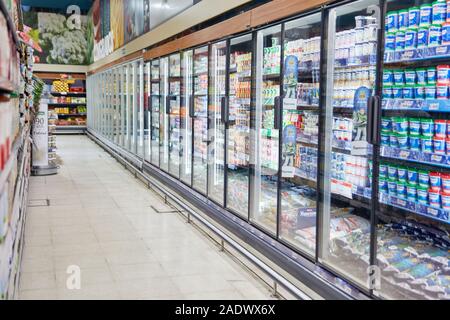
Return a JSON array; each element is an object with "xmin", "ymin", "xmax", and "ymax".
[{"xmin": 19, "ymin": 136, "xmax": 274, "ymax": 300}]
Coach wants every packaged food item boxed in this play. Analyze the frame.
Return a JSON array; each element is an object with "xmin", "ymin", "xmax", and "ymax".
[
  {"xmin": 418, "ymin": 27, "xmax": 430, "ymax": 48},
  {"xmin": 403, "ymin": 86, "xmax": 415, "ymax": 99},
  {"xmin": 387, "ymin": 11, "xmax": 399, "ymax": 31},
  {"xmin": 395, "ymin": 30, "xmax": 406, "ymax": 51},
  {"xmin": 381, "ymin": 117, "xmax": 392, "ymax": 132},
  {"xmin": 434, "ymin": 136, "xmax": 447, "ymax": 154},
  {"xmin": 397, "ymin": 182, "xmax": 407, "ymax": 199},
  {"xmin": 415, "ymin": 85, "xmax": 426, "ymax": 99},
  {"xmin": 398, "ymin": 133, "xmax": 409, "ymax": 149},
  {"xmin": 408, "ymin": 168, "xmax": 419, "ymax": 184},
  {"xmin": 383, "ymin": 86, "xmax": 393, "ymax": 99},
  {"xmin": 430, "ymin": 172, "xmax": 442, "ymax": 191},
  {"xmin": 388, "ymin": 179, "xmax": 397, "ymax": 196},
  {"xmin": 385, "ymin": 32, "xmax": 396, "ymax": 51},
  {"xmin": 419, "ymin": 170, "xmax": 430, "ymax": 187},
  {"xmin": 381, "ymin": 133, "xmax": 390, "ymax": 146},
  {"xmin": 421, "ymin": 118, "xmax": 435, "ymax": 137},
  {"xmin": 422, "ymin": 135, "xmax": 434, "ymax": 153},
  {"xmin": 447, "ymin": 0, "xmax": 450, "ymax": 22},
  {"xmin": 428, "ymin": 67, "xmax": 437, "ymax": 84},
  {"xmin": 441, "ymin": 173, "xmax": 450, "ymax": 191},
  {"xmin": 409, "ymin": 7, "xmax": 421, "ymax": 28},
  {"xmin": 379, "ymin": 178, "xmax": 388, "ymax": 193},
  {"xmin": 436, "ymin": 84, "xmax": 449, "ymax": 99},
  {"xmin": 425, "ymin": 84, "xmax": 437, "ymax": 99},
  {"xmin": 409, "ymin": 118, "xmax": 422, "ymax": 136},
  {"xmin": 393, "ymin": 85, "xmax": 403, "ymax": 98},
  {"xmin": 433, "ymin": 0, "xmax": 447, "ymax": 24},
  {"xmin": 405, "ymin": 69, "xmax": 417, "ymax": 84},
  {"xmin": 383, "ymin": 69, "xmax": 394, "ymax": 86},
  {"xmin": 399, "ymin": 9, "xmax": 409, "ymax": 30},
  {"xmin": 421, "ymin": 4, "xmax": 433, "ymax": 26},
  {"xmin": 441, "ymin": 191, "xmax": 450, "ymax": 210},
  {"xmin": 409, "ymin": 135, "xmax": 421, "ymax": 151},
  {"xmin": 394, "ymin": 117, "xmax": 409, "ymax": 134},
  {"xmin": 443, "ymin": 22, "xmax": 450, "ymax": 44},
  {"xmin": 429, "ymin": 24, "xmax": 443, "ymax": 46},
  {"xmin": 407, "ymin": 184, "xmax": 417, "ymax": 201},
  {"xmin": 417, "ymin": 185, "xmax": 429, "ymax": 204},
  {"xmin": 405, "ymin": 27, "xmax": 418, "ymax": 49},
  {"xmin": 416, "ymin": 68, "xmax": 427, "ymax": 85},
  {"xmin": 437, "ymin": 65, "xmax": 450, "ymax": 85},
  {"xmin": 435, "ymin": 119, "xmax": 447, "ymax": 138},
  {"xmin": 398, "ymin": 166, "xmax": 408, "ymax": 183},
  {"xmin": 388, "ymin": 164, "xmax": 398, "ymax": 180},
  {"xmin": 429, "ymin": 189, "xmax": 442, "ymax": 208},
  {"xmin": 394, "ymin": 70, "xmax": 405, "ymax": 85}
]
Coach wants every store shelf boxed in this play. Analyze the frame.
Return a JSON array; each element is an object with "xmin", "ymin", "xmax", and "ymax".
[
  {"xmin": 380, "ymin": 192, "xmax": 450, "ymax": 225},
  {"xmin": 384, "ymin": 45, "xmax": 450, "ymax": 66},
  {"xmin": 334, "ymin": 54, "xmax": 376, "ymax": 68},
  {"xmin": 0, "ymin": 0, "xmax": 20, "ymax": 48},
  {"xmin": 48, "ymin": 103, "xmax": 86, "ymax": 107},
  {"xmin": 381, "ymin": 146, "xmax": 450, "ymax": 169},
  {"xmin": 56, "ymin": 113, "xmax": 87, "ymax": 117},
  {"xmin": 382, "ymin": 98, "xmax": 450, "ymax": 113},
  {"xmin": 50, "ymin": 92, "xmax": 86, "ymax": 97}
]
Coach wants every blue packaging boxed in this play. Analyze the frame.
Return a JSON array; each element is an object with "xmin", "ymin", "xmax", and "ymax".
[
  {"xmin": 395, "ymin": 31, "xmax": 406, "ymax": 51},
  {"xmin": 397, "ymin": 183, "xmax": 407, "ymax": 199},
  {"xmin": 390, "ymin": 134, "xmax": 399, "ymax": 148},
  {"xmin": 408, "ymin": 169, "xmax": 419, "ymax": 184},
  {"xmin": 379, "ymin": 179, "xmax": 388, "ymax": 193},
  {"xmin": 421, "ymin": 4, "xmax": 433, "ymax": 26},
  {"xmin": 409, "ymin": 118, "xmax": 421, "ymax": 136},
  {"xmin": 430, "ymin": 172, "xmax": 442, "ymax": 191},
  {"xmin": 381, "ymin": 133, "xmax": 390, "ymax": 146},
  {"xmin": 427, "ymin": 68, "xmax": 437, "ymax": 84},
  {"xmin": 405, "ymin": 27, "xmax": 418, "ymax": 49},
  {"xmin": 422, "ymin": 136, "xmax": 434, "ymax": 153},
  {"xmin": 383, "ymin": 70, "xmax": 394, "ymax": 86},
  {"xmin": 398, "ymin": 134, "xmax": 409, "ymax": 149},
  {"xmin": 405, "ymin": 69, "xmax": 417, "ymax": 85},
  {"xmin": 380, "ymin": 163, "xmax": 388, "ymax": 178},
  {"xmin": 392, "ymin": 86, "xmax": 403, "ymax": 98},
  {"xmin": 388, "ymin": 165, "xmax": 398, "ymax": 180},
  {"xmin": 399, "ymin": 10, "xmax": 409, "ymax": 30},
  {"xmin": 417, "ymin": 27, "xmax": 429, "ymax": 48},
  {"xmin": 441, "ymin": 191, "xmax": 450, "ymax": 210},
  {"xmin": 409, "ymin": 7, "xmax": 421, "ymax": 27},
  {"xmin": 388, "ymin": 180, "xmax": 397, "ymax": 196},
  {"xmin": 443, "ymin": 23, "xmax": 450, "ymax": 44},
  {"xmin": 409, "ymin": 135, "xmax": 421, "ymax": 150},
  {"xmin": 394, "ymin": 117, "xmax": 409, "ymax": 134},
  {"xmin": 398, "ymin": 166, "xmax": 408, "ymax": 182},
  {"xmin": 437, "ymin": 85, "xmax": 449, "ymax": 99},
  {"xmin": 434, "ymin": 137, "xmax": 446, "ymax": 154},
  {"xmin": 429, "ymin": 190, "xmax": 441, "ymax": 208},
  {"xmin": 383, "ymin": 86, "xmax": 393, "ymax": 99},
  {"xmin": 407, "ymin": 184, "xmax": 417, "ymax": 202},
  {"xmin": 394, "ymin": 70, "xmax": 405, "ymax": 85},
  {"xmin": 387, "ymin": 11, "xmax": 399, "ymax": 31},
  {"xmin": 429, "ymin": 24, "xmax": 443, "ymax": 46},
  {"xmin": 432, "ymin": 1, "xmax": 447, "ymax": 24},
  {"xmin": 381, "ymin": 118, "xmax": 392, "ymax": 132},
  {"xmin": 415, "ymin": 85, "xmax": 426, "ymax": 99},
  {"xmin": 419, "ymin": 170, "xmax": 430, "ymax": 187},
  {"xmin": 385, "ymin": 32, "xmax": 396, "ymax": 51},
  {"xmin": 417, "ymin": 186, "xmax": 429, "ymax": 204},
  {"xmin": 416, "ymin": 68, "xmax": 427, "ymax": 85},
  {"xmin": 425, "ymin": 85, "xmax": 437, "ymax": 99},
  {"xmin": 403, "ymin": 86, "xmax": 415, "ymax": 99}
]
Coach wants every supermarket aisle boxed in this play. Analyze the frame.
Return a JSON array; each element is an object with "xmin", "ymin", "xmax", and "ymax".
[{"xmin": 19, "ymin": 136, "xmax": 274, "ymax": 300}]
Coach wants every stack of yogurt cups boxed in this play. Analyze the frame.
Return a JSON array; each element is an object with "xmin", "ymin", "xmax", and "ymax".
[{"xmin": 385, "ymin": 1, "xmax": 450, "ymax": 54}]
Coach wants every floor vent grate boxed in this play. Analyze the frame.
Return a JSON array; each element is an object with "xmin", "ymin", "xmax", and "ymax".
[{"xmin": 28, "ymin": 199, "xmax": 50, "ymax": 207}]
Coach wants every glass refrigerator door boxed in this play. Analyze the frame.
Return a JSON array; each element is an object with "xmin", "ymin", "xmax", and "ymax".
[
  {"xmin": 137, "ymin": 61, "xmax": 144, "ymax": 157},
  {"xmin": 279, "ymin": 13, "xmax": 322, "ymax": 256},
  {"xmin": 180, "ymin": 50, "xmax": 193, "ymax": 186},
  {"xmin": 227, "ymin": 34, "xmax": 253, "ymax": 217},
  {"xmin": 375, "ymin": 0, "xmax": 450, "ymax": 300},
  {"xmin": 120, "ymin": 65, "xmax": 126, "ymax": 148},
  {"xmin": 144, "ymin": 62, "xmax": 151, "ymax": 162},
  {"xmin": 251, "ymin": 25, "xmax": 282, "ymax": 234},
  {"xmin": 193, "ymin": 46, "xmax": 209, "ymax": 194},
  {"xmin": 208, "ymin": 41, "xmax": 227, "ymax": 205},
  {"xmin": 169, "ymin": 53, "xmax": 181, "ymax": 178},
  {"xmin": 319, "ymin": 0, "xmax": 380, "ymax": 290},
  {"xmin": 160, "ymin": 56, "xmax": 170, "ymax": 172},
  {"xmin": 151, "ymin": 59, "xmax": 161, "ymax": 167}
]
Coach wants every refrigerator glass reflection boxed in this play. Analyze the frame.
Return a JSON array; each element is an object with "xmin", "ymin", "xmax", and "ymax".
[
  {"xmin": 208, "ymin": 41, "xmax": 227, "ymax": 205},
  {"xmin": 144, "ymin": 62, "xmax": 151, "ymax": 162},
  {"xmin": 251, "ymin": 25, "xmax": 282, "ymax": 234},
  {"xmin": 151, "ymin": 59, "xmax": 160, "ymax": 166},
  {"xmin": 227, "ymin": 34, "xmax": 253, "ymax": 217},
  {"xmin": 319, "ymin": 0, "xmax": 380, "ymax": 290},
  {"xmin": 126, "ymin": 64, "xmax": 133, "ymax": 150},
  {"xmin": 160, "ymin": 57, "xmax": 170, "ymax": 172},
  {"xmin": 279, "ymin": 13, "xmax": 322, "ymax": 255},
  {"xmin": 180, "ymin": 50, "xmax": 193, "ymax": 185},
  {"xmin": 193, "ymin": 46, "xmax": 209, "ymax": 194},
  {"xmin": 169, "ymin": 53, "xmax": 181, "ymax": 178}
]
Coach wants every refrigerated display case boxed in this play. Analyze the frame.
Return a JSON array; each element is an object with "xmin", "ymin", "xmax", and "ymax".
[
  {"xmin": 144, "ymin": 62, "xmax": 151, "ymax": 162},
  {"xmin": 251, "ymin": 24, "xmax": 282, "ymax": 235},
  {"xmin": 151, "ymin": 59, "xmax": 160, "ymax": 166},
  {"xmin": 137, "ymin": 61, "xmax": 144, "ymax": 158},
  {"xmin": 180, "ymin": 50, "xmax": 193, "ymax": 186},
  {"xmin": 227, "ymin": 34, "xmax": 253, "ymax": 217},
  {"xmin": 193, "ymin": 46, "xmax": 209, "ymax": 194},
  {"xmin": 208, "ymin": 41, "xmax": 227, "ymax": 205},
  {"xmin": 168, "ymin": 53, "xmax": 181, "ymax": 178},
  {"xmin": 87, "ymin": 0, "xmax": 450, "ymax": 300}
]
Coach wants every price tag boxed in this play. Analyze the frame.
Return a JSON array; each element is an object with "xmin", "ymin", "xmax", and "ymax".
[
  {"xmin": 397, "ymin": 198, "xmax": 406, "ymax": 207},
  {"xmin": 427, "ymin": 207, "xmax": 439, "ymax": 217},
  {"xmin": 436, "ymin": 46, "xmax": 448, "ymax": 55},
  {"xmin": 428, "ymin": 102, "xmax": 439, "ymax": 110},
  {"xmin": 431, "ymin": 154, "xmax": 443, "ymax": 163},
  {"xmin": 399, "ymin": 150, "xmax": 410, "ymax": 159}
]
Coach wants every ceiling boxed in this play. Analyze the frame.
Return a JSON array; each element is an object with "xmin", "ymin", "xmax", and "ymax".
[{"xmin": 21, "ymin": 0, "xmax": 93, "ymax": 11}]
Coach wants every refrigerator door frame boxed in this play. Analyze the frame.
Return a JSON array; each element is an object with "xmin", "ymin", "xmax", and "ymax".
[
  {"xmin": 160, "ymin": 55, "xmax": 170, "ymax": 173},
  {"xmin": 168, "ymin": 52, "xmax": 182, "ymax": 179},
  {"xmin": 150, "ymin": 58, "xmax": 161, "ymax": 167}
]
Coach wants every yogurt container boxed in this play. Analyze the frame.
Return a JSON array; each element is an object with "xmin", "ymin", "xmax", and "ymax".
[
  {"xmin": 430, "ymin": 172, "xmax": 442, "ymax": 191},
  {"xmin": 434, "ymin": 136, "xmax": 446, "ymax": 154},
  {"xmin": 395, "ymin": 30, "xmax": 406, "ymax": 51},
  {"xmin": 388, "ymin": 179, "xmax": 397, "ymax": 196},
  {"xmin": 397, "ymin": 182, "xmax": 407, "ymax": 199},
  {"xmin": 417, "ymin": 185, "xmax": 429, "ymax": 204},
  {"xmin": 437, "ymin": 65, "xmax": 450, "ymax": 85},
  {"xmin": 409, "ymin": 135, "xmax": 421, "ymax": 151},
  {"xmin": 433, "ymin": 1, "xmax": 447, "ymax": 24},
  {"xmin": 421, "ymin": 4, "xmax": 433, "ymax": 26},
  {"xmin": 379, "ymin": 178, "xmax": 388, "ymax": 194},
  {"xmin": 435, "ymin": 119, "xmax": 447, "ymax": 138},
  {"xmin": 407, "ymin": 184, "xmax": 418, "ymax": 202},
  {"xmin": 403, "ymin": 86, "xmax": 415, "ymax": 99},
  {"xmin": 416, "ymin": 68, "xmax": 427, "ymax": 85},
  {"xmin": 447, "ymin": 0, "xmax": 450, "ymax": 22},
  {"xmin": 398, "ymin": 166, "xmax": 408, "ymax": 183},
  {"xmin": 447, "ymin": 138, "xmax": 450, "ymax": 154},
  {"xmin": 443, "ymin": 22, "xmax": 450, "ymax": 44},
  {"xmin": 441, "ymin": 174, "xmax": 450, "ymax": 191},
  {"xmin": 418, "ymin": 27, "xmax": 429, "ymax": 48},
  {"xmin": 429, "ymin": 189, "xmax": 442, "ymax": 208},
  {"xmin": 422, "ymin": 135, "xmax": 434, "ymax": 153},
  {"xmin": 398, "ymin": 9, "xmax": 409, "ymax": 30},
  {"xmin": 409, "ymin": 118, "xmax": 422, "ymax": 136},
  {"xmin": 405, "ymin": 69, "xmax": 417, "ymax": 84},
  {"xmin": 409, "ymin": 7, "xmax": 421, "ymax": 27},
  {"xmin": 383, "ymin": 70, "xmax": 394, "ymax": 86},
  {"xmin": 392, "ymin": 85, "xmax": 403, "ymax": 98},
  {"xmin": 427, "ymin": 67, "xmax": 437, "ymax": 84},
  {"xmin": 425, "ymin": 84, "xmax": 437, "ymax": 99},
  {"xmin": 397, "ymin": 134, "xmax": 409, "ymax": 149},
  {"xmin": 419, "ymin": 170, "xmax": 430, "ymax": 188},
  {"xmin": 441, "ymin": 191, "xmax": 450, "ymax": 210},
  {"xmin": 388, "ymin": 165, "xmax": 398, "ymax": 180},
  {"xmin": 429, "ymin": 24, "xmax": 443, "ymax": 46},
  {"xmin": 380, "ymin": 163, "xmax": 388, "ymax": 178},
  {"xmin": 437, "ymin": 84, "xmax": 449, "ymax": 99},
  {"xmin": 381, "ymin": 133, "xmax": 390, "ymax": 146},
  {"xmin": 405, "ymin": 27, "xmax": 418, "ymax": 49},
  {"xmin": 415, "ymin": 85, "xmax": 426, "ymax": 99},
  {"xmin": 421, "ymin": 118, "xmax": 434, "ymax": 137},
  {"xmin": 381, "ymin": 117, "xmax": 392, "ymax": 133},
  {"xmin": 394, "ymin": 70, "xmax": 405, "ymax": 85},
  {"xmin": 383, "ymin": 86, "xmax": 393, "ymax": 99},
  {"xmin": 408, "ymin": 168, "xmax": 419, "ymax": 184},
  {"xmin": 394, "ymin": 117, "xmax": 409, "ymax": 134},
  {"xmin": 390, "ymin": 134, "xmax": 399, "ymax": 147},
  {"xmin": 387, "ymin": 11, "xmax": 399, "ymax": 31}
]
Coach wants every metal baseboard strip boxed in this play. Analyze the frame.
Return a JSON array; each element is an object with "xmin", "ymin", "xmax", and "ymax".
[{"xmin": 87, "ymin": 130, "xmax": 359, "ymax": 300}]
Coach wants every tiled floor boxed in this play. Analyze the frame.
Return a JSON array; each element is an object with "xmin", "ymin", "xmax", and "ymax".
[{"xmin": 19, "ymin": 136, "xmax": 275, "ymax": 300}]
